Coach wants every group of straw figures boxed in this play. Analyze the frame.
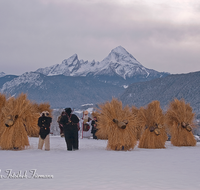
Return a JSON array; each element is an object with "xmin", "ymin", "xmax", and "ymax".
[
  {"xmin": 0, "ymin": 92, "xmax": 197, "ymax": 151},
  {"xmin": 0, "ymin": 93, "xmax": 52, "ymax": 150},
  {"xmin": 94, "ymin": 98, "xmax": 196, "ymax": 150}
]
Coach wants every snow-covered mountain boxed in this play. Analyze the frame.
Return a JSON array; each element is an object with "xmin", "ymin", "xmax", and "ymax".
[
  {"xmin": 0, "ymin": 72, "xmax": 6, "ymax": 78},
  {"xmin": 0, "ymin": 46, "xmax": 169, "ymax": 109},
  {"xmin": 36, "ymin": 46, "xmax": 168, "ymax": 80},
  {"xmin": 0, "ymin": 72, "xmax": 124, "ymax": 108},
  {"xmin": 0, "ymin": 72, "xmax": 43, "ymax": 94},
  {"xmin": 120, "ymin": 71, "xmax": 200, "ymax": 115}
]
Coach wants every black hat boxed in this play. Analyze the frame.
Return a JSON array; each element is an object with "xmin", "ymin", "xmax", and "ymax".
[{"xmin": 65, "ymin": 108, "xmax": 72, "ymax": 115}]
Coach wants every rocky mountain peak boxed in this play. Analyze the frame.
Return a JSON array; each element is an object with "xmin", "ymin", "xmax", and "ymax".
[
  {"xmin": 111, "ymin": 46, "xmax": 134, "ymax": 58},
  {"xmin": 62, "ymin": 54, "xmax": 78, "ymax": 66},
  {"xmin": 34, "ymin": 46, "xmax": 167, "ymax": 79},
  {"xmin": 0, "ymin": 72, "xmax": 6, "ymax": 78},
  {"xmin": 101, "ymin": 46, "xmax": 141, "ymax": 67}
]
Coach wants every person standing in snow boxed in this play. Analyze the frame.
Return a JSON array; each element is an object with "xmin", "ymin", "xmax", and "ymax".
[
  {"xmin": 57, "ymin": 111, "xmax": 65, "ymax": 137},
  {"xmin": 91, "ymin": 116, "xmax": 98, "ymax": 139},
  {"xmin": 59, "ymin": 108, "xmax": 80, "ymax": 151},
  {"xmin": 82, "ymin": 110, "xmax": 92, "ymax": 131},
  {"xmin": 38, "ymin": 111, "xmax": 52, "ymax": 151},
  {"xmin": 80, "ymin": 110, "xmax": 93, "ymax": 138}
]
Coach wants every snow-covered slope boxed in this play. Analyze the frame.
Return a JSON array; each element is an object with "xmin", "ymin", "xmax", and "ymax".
[
  {"xmin": 0, "ymin": 72, "xmax": 124, "ymax": 108},
  {"xmin": 120, "ymin": 71, "xmax": 200, "ymax": 114},
  {"xmin": 35, "ymin": 46, "xmax": 165, "ymax": 79},
  {"xmin": 0, "ymin": 72, "xmax": 43, "ymax": 94}
]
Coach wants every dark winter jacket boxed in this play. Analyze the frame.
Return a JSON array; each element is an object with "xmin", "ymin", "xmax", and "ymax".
[
  {"xmin": 91, "ymin": 119, "xmax": 98, "ymax": 139},
  {"xmin": 59, "ymin": 114, "xmax": 79, "ymax": 130},
  {"xmin": 38, "ymin": 116, "xmax": 52, "ymax": 139},
  {"xmin": 60, "ymin": 113, "xmax": 80, "ymax": 150},
  {"xmin": 91, "ymin": 120, "xmax": 98, "ymax": 134}
]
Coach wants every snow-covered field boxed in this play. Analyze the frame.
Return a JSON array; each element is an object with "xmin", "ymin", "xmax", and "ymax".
[{"xmin": 0, "ymin": 136, "xmax": 200, "ymax": 190}]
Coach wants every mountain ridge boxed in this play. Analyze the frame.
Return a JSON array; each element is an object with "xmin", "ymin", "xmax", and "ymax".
[
  {"xmin": 120, "ymin": 71, "xmax": 200, "ymax": 114},
  {"xmin": 0, "ymin": 46, "xmax": 170, "ymax": 109},
  {"xmin": 35, "ymin": 46, "xmax": 169, "ymax": 80}
]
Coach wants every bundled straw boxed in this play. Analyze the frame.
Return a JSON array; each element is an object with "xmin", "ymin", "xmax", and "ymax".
[
  {"xmin": 97, "ymin": 98, "xmax": 137, "ymax": 151},
  {"xmin": 0, "ymin": 93, "xmax": 6, "ymax": 110},
  {"xmin": 131, "ymin": 106, "xmax": 144, "ymax": 140},
  {"xmin": 138, "ymin": 100, "xmax": 168, "ymax": 149},
  {"xmin": 165, "ymin": 98, "xmax": 196, "ymax": 146},
  {"xmin": 91, "ymin": 111, "xmax": 100, "ymax": 120},
  {"xmin": 32, "ymin": 102, "xmax": 53, "ymax": 117},
  {"xmin": 30, "ymin": 102, "xmax": 53, "ymax": 137},
  {"xmin": 94, "ymin": 104, "xmax": 108, "ymax": 140},
  {"xmin": 0, "ymin": 93, "xmax": 46, "ymax": 150},
  {"xmin": 0, "ymin": 94, "xmax": 31, "ymax": 150},
  {"xmin": 0, "ymin": 93, "xmax": 6, "ymax": 137}
]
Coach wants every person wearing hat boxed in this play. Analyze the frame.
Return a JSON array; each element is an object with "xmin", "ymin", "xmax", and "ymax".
[
  {"xmin": 38, "ymin": 111, "xmax": 52, "ymax": 151},
  {"xmin": 59, "ymin": 108, "xmax": 80, "ymax": 150},
  {"xmin": 80, "ymin": 110, "xmax": 92, "ymax": 138}
]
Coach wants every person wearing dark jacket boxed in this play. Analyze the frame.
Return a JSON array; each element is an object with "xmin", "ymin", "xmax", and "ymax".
[
  {"xmin": 38, "ymin": 111, "xmax": 52, "ymax": 151},
  {"xmin": 91, "ymin": 117, "xmax": 98, "ymax": 139},
  {"xmin": 59, "ymin": 108, "xmax": 80, "ymax": 151},
  {"xmin": 57, "ymin": 111, "xmax": 65, "ymax": 137}
]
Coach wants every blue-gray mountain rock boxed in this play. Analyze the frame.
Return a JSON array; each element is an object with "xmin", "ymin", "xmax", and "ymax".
[
  {"xmin": 0, "ymin": 72, "xmax": 124, "ymax": 108},
  {"xmin": 0, "ymin": 72, "xmax": 6, "ymax": 78},
  {"xmin": 36, "ymin": 46, "xmax": 169, "ymax": 87},
  {"xmin": 0, "ymin": 75, "xmax": 18, "ymax": 89},
  {"xmin": 0, "ymin": 46, "xmax": 169, "ymax": 108},
  {"xmin": 120, "ymin": 71, "xmax": 200, "ymax": 114}
]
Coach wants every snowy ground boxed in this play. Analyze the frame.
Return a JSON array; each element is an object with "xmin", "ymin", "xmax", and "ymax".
[{"xmin": 0, "ymin": 136, "xmax": 200, "ymax": 190}]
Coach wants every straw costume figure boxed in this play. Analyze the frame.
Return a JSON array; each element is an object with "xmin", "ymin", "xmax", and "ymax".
[
  {"xmin": 32, "ymin": 102, "xmax": 53, "ymax": 117},
  {"xmin": 94, "ymin": 106, "xmax": 108, "ymax": 140},
  {"xmin": 165, "ymin": 98, "xmax": 196, "ymax": 146},
  {"xmin": 97, "ymin": 98, "xmax": 137, "ymax": 151},
  {"xmin": 91, "ymin": 110, "xmax": 107, "ymax": 140},
  {"xmin": 0, "ymin": 93, "xmax": 6, "ymax": 137},
  {"xmin": 138, "ymin": 100, "xmax": 168, "ymax": 149},
  {"xmin": 131, "ymin": 106, "xmax": 144, "ymax": 140},
  {"xmin": 0, "ymin": 93, "xmax": 43, "ymax": 150}
]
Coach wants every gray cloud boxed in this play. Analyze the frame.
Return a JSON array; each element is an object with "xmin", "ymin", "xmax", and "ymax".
[{"xmin": 0, "ymin": 0, "xmax": 200, "ymax": 75}]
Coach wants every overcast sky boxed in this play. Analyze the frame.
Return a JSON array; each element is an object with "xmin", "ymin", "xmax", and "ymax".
[{"xmin": 0, "ymin": 0, "xmax": 200, "ymax": 75}]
